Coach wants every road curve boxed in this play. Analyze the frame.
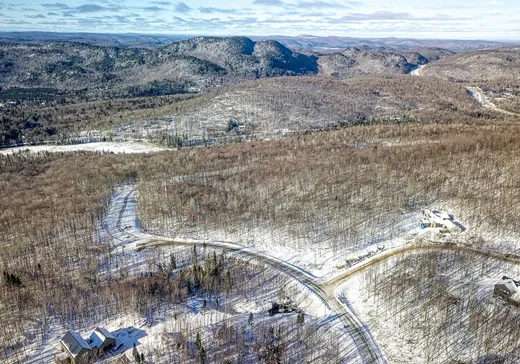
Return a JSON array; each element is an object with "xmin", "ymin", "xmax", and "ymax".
[
  {"xmin": 326, "ymin": 241, "xmax": 520, "ymax": 288},
  {"xmin": 410, "ymin": 65, "xmax": 426, "ymax": 76},
  {"xmin": 465, "ymin": 86, "xmax": 519, "ymax": 116},
  {"xmin": 112, "ymin": 187, "xmax": 520, "ymax": 363},
  {"xmin": 110, "ymin": 186, "xmax": 387, "ymax": 364},
  {"xmin": 142, "ymin": 238, "xmax": 387, "ymax": 364},
  {"xmin": 410, "ymin": 65, "xmax": 518, "ymax": 116}
]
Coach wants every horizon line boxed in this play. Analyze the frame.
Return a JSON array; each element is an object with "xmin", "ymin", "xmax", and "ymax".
[{"xmin": 0, "ymin": 30, "xmax": 518, "ymax": 43}]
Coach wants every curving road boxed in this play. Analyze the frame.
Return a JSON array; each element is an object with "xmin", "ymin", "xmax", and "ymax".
[
  {"xmin": 141, "ymin": 238, "xmax": 386, "ymax": 363},
  {"xmin": 107, "ymin": 186, "xmax": 520, "ymax": 363},
  {"xmin": 410, "ymin": 65, "xmax": 426, "ymax": 76},
  {"xmin": 410, "ymin": 65, "xmax": 518, "ymax": 116},
  {"xmin": 326, "ymin": 241, "xmax": 520, "ymax": 288},
  {"xmin": 465, "ymin": 86, "xmax": 519, "ymax": 116},
  {"xmin": 107, "ymin": 186, "xmax": 387, "ymax": 364}
]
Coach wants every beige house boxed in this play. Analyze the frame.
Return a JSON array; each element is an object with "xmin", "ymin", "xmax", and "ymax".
[{"xmin": 56, "ymin": 331, "xmax": 93, "ymax": 364}]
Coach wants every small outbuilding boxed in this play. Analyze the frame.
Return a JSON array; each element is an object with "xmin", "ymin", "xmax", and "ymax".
[{"xmin": 59, "ymin": 331, "xmax": 93, "ymax": 364}]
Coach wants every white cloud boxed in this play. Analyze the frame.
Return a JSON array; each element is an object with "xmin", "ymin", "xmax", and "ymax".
[{"xmin": 0, "ymin": 0, "xmax": 516, "ymax": 40}]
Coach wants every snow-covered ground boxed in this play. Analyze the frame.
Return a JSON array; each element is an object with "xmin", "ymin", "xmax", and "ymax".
[
  {"xmin": 27, "ymin": 182, "xmax": 502, "ymax": 363},
  {"xmin": 0, "ymin": 141, "xmax": 167, "ymax": 155},
  {"xmin": 23, "ymin": 184, "xmax": 366, "ymax": 363},
  {"xmin": 337, "ymin": 250, "xmax": 520, "ymax": 363},
  {"xmin": 142, "ymin": 213, "xmax": 424, "ymax": 281},
  {"xmin": 27, "ymin": 179, "xmax": 517, "ymax": 364},
  {"xmin": 18, "ymin": 170, "xmax": 520, "ymax": 364}
]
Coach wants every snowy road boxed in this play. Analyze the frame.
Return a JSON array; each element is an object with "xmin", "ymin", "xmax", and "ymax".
[
  {"xmin": 329, "ymin": 240, "xmax": 520, "ymax": 288},
  {"xmin": 465, "ymin": 86, "xmax": 519, "ymax": 116},
  {"xmin": 103, "ymin": 185, "xmax": 387, "ymax": 364},
  {"xmin": 410, "ymin": 65, "xmax": 518, "ymax": 116},
  {"xmin": 105, "ymin": 185, "xmax": 520, "ymax": 363},
  {"xmin": 410, "ymin": 65, "xmax": 426, "ymax": 76}
]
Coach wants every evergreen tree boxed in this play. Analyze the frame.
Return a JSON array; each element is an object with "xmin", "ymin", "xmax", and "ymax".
[
  {"xmin": 198, "ymin": 345, "xmax": 206, "ymax": 364},
  {"xmin": 211, "ymin": 251, "xmax": 219, "ymax": 277},
  {"xmin": 195, "ymin": 331, "xmax": 206, "ymax": 363},
  {"xmin": 193, "ymin": 245, "xmax": 198, "ymax": 270},
  {"xmin": 225, "ymin": 270, "xmax": 232, "ymax": 294},
  {"xmin": 297, "ymin": 313, "xmax": 305, "ymax": 324},
  {"xmin": 4, "ymin": 271, "xmax": 21, "ymax": 287},
  {"xmin": 132, "ymin": 343, "xmax": 141, "ymax": 363}
]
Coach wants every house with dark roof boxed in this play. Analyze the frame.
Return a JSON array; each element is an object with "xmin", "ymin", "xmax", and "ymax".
[
  {"xmin": 57, "ymin": 331, "xmax": 93, "ymax": 364},
  {"xmin": 494, "ymin": 276, "xmax": 520, "ymax": 302}
]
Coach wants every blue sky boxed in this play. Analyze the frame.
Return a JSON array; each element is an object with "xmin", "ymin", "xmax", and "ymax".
[{"xmin": 0, "ymin": 0, "xmax": 518, "ymax": 40}]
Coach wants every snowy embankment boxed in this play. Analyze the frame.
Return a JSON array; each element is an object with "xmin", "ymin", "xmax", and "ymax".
[{"xmin": 0, "ymin": 141, "xmax": 167, "ymax": 155}]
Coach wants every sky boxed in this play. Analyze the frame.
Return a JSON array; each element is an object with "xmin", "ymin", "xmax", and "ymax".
[{"xmin": 0, "ymin": 0, "xmax": 519, "ymax": 40}]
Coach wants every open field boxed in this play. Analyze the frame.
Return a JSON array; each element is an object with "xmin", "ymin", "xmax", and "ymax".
[{"xmin": 0, "ymin": 141, "xmax": 167, "ymax": 155}]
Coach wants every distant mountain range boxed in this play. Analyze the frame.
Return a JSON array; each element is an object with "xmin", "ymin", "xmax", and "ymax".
[
  {"xmin": 0, "ymin": 35, "xmax": 462, "ymax": 100},
  {"xmin": 251, "ymin": 35, "xmax": 510, "ymax": 53},
  {"xmin": 0, "ymin": 32, "xmax": 511, "ymax": 52},
  {"xmin": 0, "ymin": 36, "xmax": 317, "ymax": 99},
  {"xmin": 0, "ymin": 31, "xmax": 189, "ymax": 49}
]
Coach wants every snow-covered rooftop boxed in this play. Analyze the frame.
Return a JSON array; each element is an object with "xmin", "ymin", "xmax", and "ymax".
[
  {"xmin": 89, "ymin": 327, "xmax": 116, "ymax": 349},
  {"xmin": 60, "ymin": 331, "xmax": 92, "ymax": 357},
  {"xmin": 95, "ymin": 327, "xmax": 115, "ymax": 341}
]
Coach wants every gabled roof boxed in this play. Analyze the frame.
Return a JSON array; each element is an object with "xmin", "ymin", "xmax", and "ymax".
[
  {"xmin": 61, "ymin": 331, "xmax": 92, "ymax": 357},
  {"xmin": 89, "ymin": 327, "xmax": 116, "ymax": 349},
  {"xmin": 95, "ymin": 327, "xmax": 115, "ymax": 341}
]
